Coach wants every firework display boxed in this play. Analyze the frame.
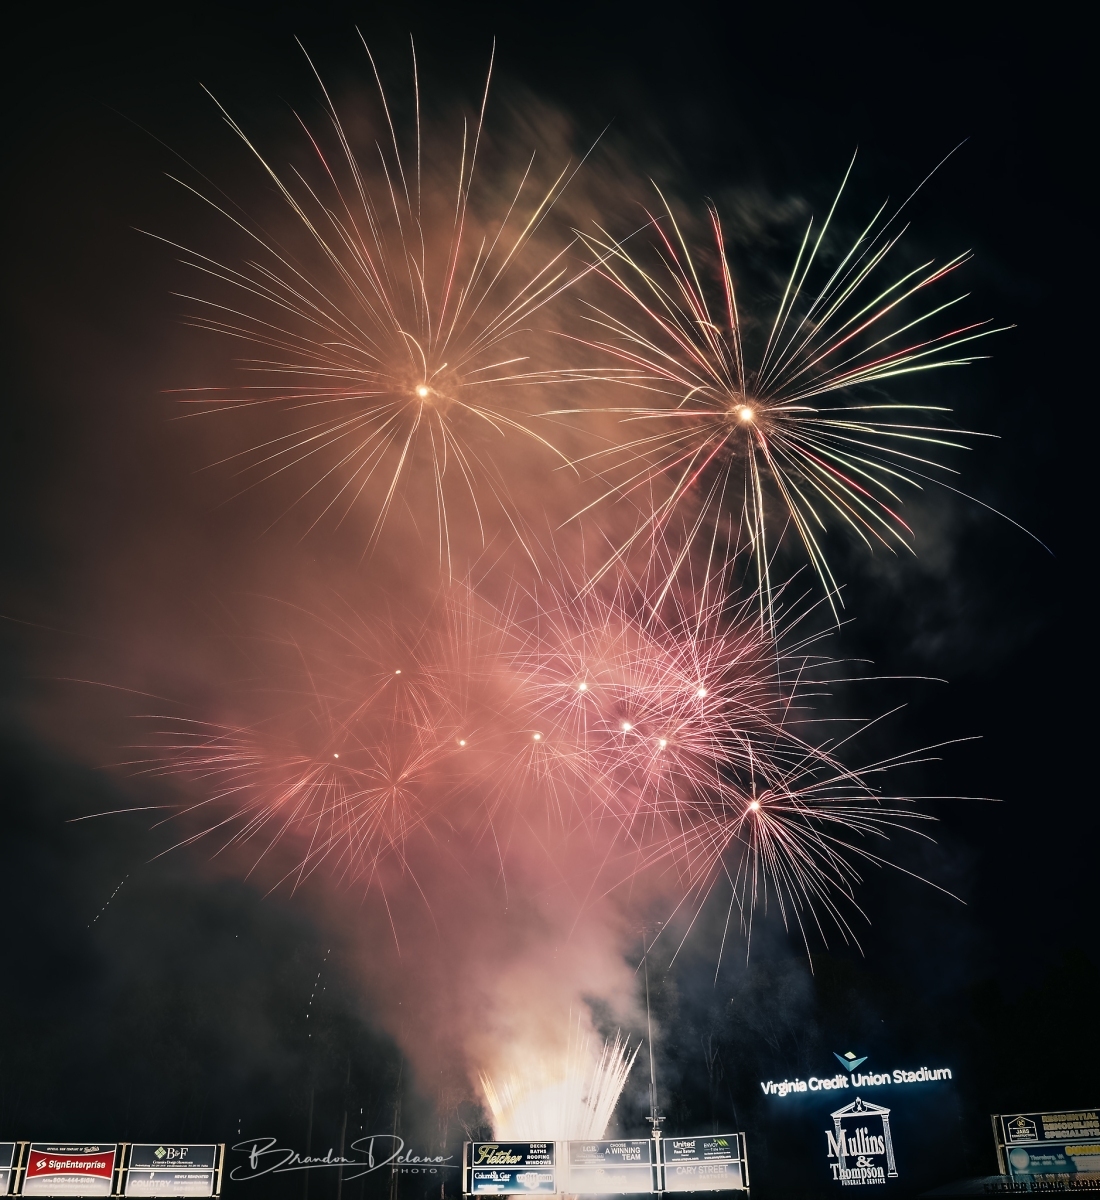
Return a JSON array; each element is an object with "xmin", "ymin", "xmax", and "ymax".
[
  {"xmin": 557, "ymin": 159, "xmax": 1006, "ymax": 619},
  {"xmin": 115, "ymin": 36, "xmax": 1012, "ymax": 1145},
  {"xmin": 480, "ymin": 1025, "xmax": 640, "ymax": 1141},
  {"xmin": 157, "ymin": 41, "xmax": 604, "ymax": 571},
  {"xmin": 127, "ymin": 605, "xmax": 469, "ymax": 889}
]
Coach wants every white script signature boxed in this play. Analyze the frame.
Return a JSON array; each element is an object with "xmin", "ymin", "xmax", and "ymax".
[{"xmin": 231, "ymin": 1134, "xmax": 456, "ymax": 1181}]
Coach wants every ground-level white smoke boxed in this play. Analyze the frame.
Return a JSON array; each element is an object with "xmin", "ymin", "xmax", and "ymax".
[{"xmin": 480, "ymin": 1025, "xmax": 640, "ymax": 1140}]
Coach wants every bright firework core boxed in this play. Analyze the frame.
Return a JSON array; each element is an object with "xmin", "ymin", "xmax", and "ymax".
[{"xmin": 481, "ymin": 1029, "xmax": 639, "ymax": 1141}]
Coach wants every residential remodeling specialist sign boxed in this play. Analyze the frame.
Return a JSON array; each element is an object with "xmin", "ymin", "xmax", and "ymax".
[
  {"xmin": 465, "ymin": 1142, "xmax": 556, "ymax": 1194},
  {"xmin": 994, "ymin": 1109, "xmax": 1100, "ymax": 1182},
  {"xmin": 22, "ymin": 1143, "xmax": 118, "ymax": 1196}
]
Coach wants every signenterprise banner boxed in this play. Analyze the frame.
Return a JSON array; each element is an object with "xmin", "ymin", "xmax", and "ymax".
[
  {"xmin": 23, "ymin": 1144, "xmax": 117, "ymax": 1197},
  {"xmin": 662, "ymin": 1137, "xmax": 745, "ymax": 1193}
]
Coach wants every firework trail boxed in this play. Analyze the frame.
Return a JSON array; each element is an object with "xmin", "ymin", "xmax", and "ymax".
[
  {"xmin": 154, "ymin": 38, "xmax": 605, "ymax": 573},
  {"xmin": 558, "ymin": 153, "xmax": 1008, "ymax": 621},
  {"xmin": 481, "ymin": 1022, "xmax": 640, "ymax": 1140}
]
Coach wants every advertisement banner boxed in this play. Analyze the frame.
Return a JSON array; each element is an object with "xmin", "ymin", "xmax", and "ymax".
[
  {"xmin": 467, "ymin": 1144, "xmax": 556, "ymax": 1195},
  {"xmin": 662, "ymin": 1136, "xmax": 746, "ymax": 1193},
  {"xmin": 756, "ymin": 1051, "xmax": 962, "ymax": 1193},
  {"xmin": 566, "ymin": 1139, "xmax": 656, "ymax": 1193},
  {"xmin": 1003, "ymin": 1141, "xmax": 1100, "ymax": 1178},
  {"xmin": 469, "ymin": 1168, "xmax": 557, "ymax": 1194},
  {"xmin": 23, "ymin": 1144, "xmax": 117, "ymax": 1197},
  {"xmin": 125, "ymin": 1144, "xmax": 220, "ymax": 1197},
  {"xmin": 825, "ymin": 1097, "xmax": 897, "ymax": 1187},
  {"xmin": 1, "ymin": 1142, "xmax": 16, "ymax": 1197},
  {"xmin": 995, "ymin": 1110, "xmax": 1100, "ymax": 1181}
]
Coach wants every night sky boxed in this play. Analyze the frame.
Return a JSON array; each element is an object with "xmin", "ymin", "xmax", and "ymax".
[{"xmin": 1, "ymin": 4, "xmax": 1093, "ymax": 1199}]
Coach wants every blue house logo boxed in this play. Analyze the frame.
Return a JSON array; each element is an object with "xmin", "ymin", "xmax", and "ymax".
[{"xmin": 833, "ymin": 1051, "xmax": 868, "ymax": 1072}]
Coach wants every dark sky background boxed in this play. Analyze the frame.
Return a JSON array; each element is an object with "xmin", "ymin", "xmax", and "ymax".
[{"xmin": 0, "ymin": 3, "xmax": 1093, "ymax": 1199}]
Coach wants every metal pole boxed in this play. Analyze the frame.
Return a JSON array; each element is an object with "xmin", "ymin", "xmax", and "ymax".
[
  {"xmin": 303, "ymin": 1086, "xmax": 314, "ymax": 1200},
  {"xmin": 336, "ymin": 1058, "xmax": 352, "ymax": 1199},
  {"xmin": 642, "ymin": 927, "xmax": 664, "ymax": 1165},
  {"xmin": 644, "ymin": 931, "xmax": 658, "ymax": 1127}
]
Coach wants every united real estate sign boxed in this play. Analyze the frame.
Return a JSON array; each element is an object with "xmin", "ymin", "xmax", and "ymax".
[{"xmin": 662, "ymin": 1136, "xmax": 747, "ymax": 1193}]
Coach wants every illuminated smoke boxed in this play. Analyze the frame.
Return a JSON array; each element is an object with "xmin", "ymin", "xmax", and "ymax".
[
  {"xmin": 99, "ymin": 39, "xmax": 993, "ymax": 1115},
  {"xmin": 481, "ymin": 1024, "xmax": 640, "ymax": 1140}
]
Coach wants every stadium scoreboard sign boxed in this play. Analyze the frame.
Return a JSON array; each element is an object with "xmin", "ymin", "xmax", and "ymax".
[
  {"xmin": 993, "ymin": 1109, "xmax": 1100, "ymax": 1182},
  {"xmin": 463, "ymin": 1137, "xmax": 746, "ymax": 1195}
]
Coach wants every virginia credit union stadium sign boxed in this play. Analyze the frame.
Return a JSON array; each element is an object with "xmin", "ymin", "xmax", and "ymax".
[
  {"xmin": 759, "ymin": 1054, "xmax": 953, "ymax": 1098},
  {"xmin": 758, "ymin": 1052, "xmax": 961, "ymax": 1192}
]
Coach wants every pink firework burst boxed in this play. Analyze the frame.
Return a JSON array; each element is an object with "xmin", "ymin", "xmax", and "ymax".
[{"xmin": 125, "ymin": 603, "xmax": 469, "ymax": 894}]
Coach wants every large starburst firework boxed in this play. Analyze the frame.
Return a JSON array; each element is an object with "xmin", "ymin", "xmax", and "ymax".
[
  {"xmin": 562, "ymin": 154, "xmax": 1007, "ymax": 620},
  {"xmin": 156, "ymin": 39, "xmax": 597, "ymax": 570}
]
